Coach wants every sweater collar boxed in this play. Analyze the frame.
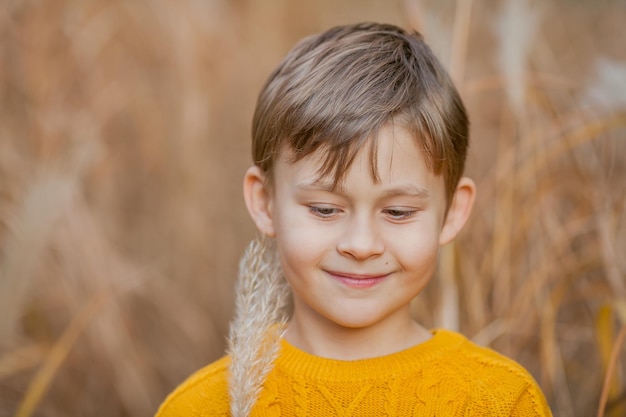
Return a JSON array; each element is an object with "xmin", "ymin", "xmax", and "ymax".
[{"xmin": 275, "ymin": 329, "xmax": 466, "ymax": 381}]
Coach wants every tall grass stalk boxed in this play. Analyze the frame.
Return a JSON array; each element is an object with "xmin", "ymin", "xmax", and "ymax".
[
  {"xmin": 597, "ymin": 324, "xmax": 626, "ymax": 417},
  {"xmin": 15, "ymin": 295, "xmax": 107, "ymax": 417},
  {"xmin": 493, "ymin": 0, "xmax": 541, "ymax": 117},
  {"xmin": 449, "ymin": 0, "xmax": 472, "ymax": 85},
  {"xmin": 0, "ymin": 173, "xmax": 81, "ymax": 343}
]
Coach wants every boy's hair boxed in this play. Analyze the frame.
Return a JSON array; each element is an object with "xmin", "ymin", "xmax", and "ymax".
[{"xmin": 251, "ymin": 22, "xmax": 469, "ymax": 204}]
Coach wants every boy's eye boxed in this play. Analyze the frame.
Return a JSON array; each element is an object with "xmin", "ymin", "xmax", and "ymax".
[
  {"xmin": 383, "ymin": 208, "xmax": 417, "ymax": 220},
  {"xmin": 309, "ymin": 206, "xmax": 340, "ymax": 218}
]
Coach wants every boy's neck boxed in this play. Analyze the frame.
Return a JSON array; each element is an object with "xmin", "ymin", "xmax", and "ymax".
[{"xmin": 283, "ymin": 311, "xmax": 432, "ymax": 361}]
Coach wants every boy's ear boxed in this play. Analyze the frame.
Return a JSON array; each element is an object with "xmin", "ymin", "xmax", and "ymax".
[
  {"xmin": 243, "ymin": 166, "xmax": 276, "ymax": 237},
  {"xmin": 439, "ymin": 177, "xmax": 476, "ymax": 245}
]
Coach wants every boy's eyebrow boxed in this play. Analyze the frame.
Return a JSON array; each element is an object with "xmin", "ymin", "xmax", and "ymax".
[
  {"xmin": 295, "ymin": 180, "xmax": 339, "ymax": 193},
  {"xmin": 295, "ymin": 181, "xmax": 430, "ymax": 199},
  {"xmin": 381, "ymin": 184, "xmax": 430, "ymax": 199}
]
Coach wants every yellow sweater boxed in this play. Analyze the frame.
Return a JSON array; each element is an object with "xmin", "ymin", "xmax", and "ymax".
[{"xmin": 156, "ymin": 329, "xmax": 552, "ymax": 416}]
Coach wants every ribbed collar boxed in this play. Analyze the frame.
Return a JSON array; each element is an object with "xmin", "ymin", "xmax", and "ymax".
[{"xmin": 275, "ymin": 329, "xmax": 466, "ymax": 382}]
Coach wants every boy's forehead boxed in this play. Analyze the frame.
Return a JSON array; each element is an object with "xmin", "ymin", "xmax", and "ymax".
[
  {"xmin": 275, "ymin": 125, "xmax": 434, "ymax": 189},
  {"xmin": 277, "ymin": 145, "xmax": 349, "ymax": 189}
]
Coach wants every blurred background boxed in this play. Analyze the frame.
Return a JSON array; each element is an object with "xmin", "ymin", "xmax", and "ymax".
[{"xmin": 0, "ymin": 0, "xmax": 625, "ymax": 416}]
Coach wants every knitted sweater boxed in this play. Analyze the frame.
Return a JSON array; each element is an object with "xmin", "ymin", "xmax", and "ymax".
[{"xmin": 156, "ymin": 329, "xmax": 552, "ymax": 416}]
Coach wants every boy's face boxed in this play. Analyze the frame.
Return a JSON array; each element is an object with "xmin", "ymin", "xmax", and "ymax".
[{"xmin": 245, "ymin": 123, "xmax": 474, "ymax": 337}]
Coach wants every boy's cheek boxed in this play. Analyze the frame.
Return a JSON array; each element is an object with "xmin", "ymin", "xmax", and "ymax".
[{"xmin": 274, "ymin": 215, "xmax": 328, "ymax": 249}]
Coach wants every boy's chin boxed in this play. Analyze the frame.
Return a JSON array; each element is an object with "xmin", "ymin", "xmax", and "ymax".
[{"xmin": 319, "ymin": 310, "xmax": 412, "ymax": 334}]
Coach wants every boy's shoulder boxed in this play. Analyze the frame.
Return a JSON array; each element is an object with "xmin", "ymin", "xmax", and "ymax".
[
  {"xmin": 438, "ymin": 329, "xmax": 537, "ymax": 381},
  {"xmin": 155, "ymin": 355, "xmax": 231, "ymax": 417},
  {"xmin": 437, "ymin": 328, "xmax": 509, "ymax": 358},
  {"xmin": 426, "ymin": 329, "xmax": 535, "ymax": 383},
  {"xmin": 431, "ymin": 329, "xmax": 551, "ymax": 415}
]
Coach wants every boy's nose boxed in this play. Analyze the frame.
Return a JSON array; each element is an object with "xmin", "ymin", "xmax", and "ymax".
[{"xmin": 336, "ymin": 215, "xmax": 384, "ymax": 260}]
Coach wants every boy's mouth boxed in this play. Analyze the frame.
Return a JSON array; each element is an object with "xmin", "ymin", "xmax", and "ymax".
[{"xmin": 325, "ymin": 270, "xmax": 390, "ymax": 289}]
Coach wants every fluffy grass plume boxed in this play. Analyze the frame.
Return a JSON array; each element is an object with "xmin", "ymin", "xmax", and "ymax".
[{"xmin": 227, "ymin": 238, "xmax": 290, "ymax": 416}]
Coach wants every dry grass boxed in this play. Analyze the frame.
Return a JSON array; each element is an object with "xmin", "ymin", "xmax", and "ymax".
[
  {"xmin": 227, "ymin": 238, "xmax": 290, "ymax": 416},
  {"xmin": 0, "ymin": 1, "xmax": 624, "ymax": 416}
]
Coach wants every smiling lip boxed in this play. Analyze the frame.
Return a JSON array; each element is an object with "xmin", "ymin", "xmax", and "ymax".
[{"xmin": 326, "ymin": 271, "xmax": 390, "ymax": 289}]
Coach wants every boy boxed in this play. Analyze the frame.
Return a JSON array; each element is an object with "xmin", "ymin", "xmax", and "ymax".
[{"xmin": 156, "ymin": 22, "xmax": 552, "ymax": 416}]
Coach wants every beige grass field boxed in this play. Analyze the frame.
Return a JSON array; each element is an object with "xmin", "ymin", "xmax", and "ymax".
[{"xmin": 0, "ymin": 1, "xmax": 625, "ymax": 416}]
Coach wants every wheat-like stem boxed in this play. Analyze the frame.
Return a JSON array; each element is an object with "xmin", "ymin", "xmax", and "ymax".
[{"xmin": 227, "ymin": 238, "xmax": 290, "ymax": 417}]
